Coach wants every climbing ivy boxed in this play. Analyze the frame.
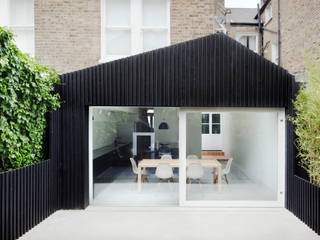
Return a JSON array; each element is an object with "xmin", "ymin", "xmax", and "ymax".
[
  {"xmin": 0, "ymin": 27, "xmax": 60, "ymax": 171},
  {"xmin": 290, "ymin": 54, "xmax": 320, "ymax": 187}
]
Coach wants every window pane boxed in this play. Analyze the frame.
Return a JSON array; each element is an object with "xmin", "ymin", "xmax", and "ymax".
[
  {"xmin": 143, "ymin": 30, "xmax": 168, "ymax": 52},
  {"xmin": 212, "ymin": 114, "xmax": 220, "ymax": 124},
  {"xmin": 105, "ymin": 0, "xmax": 130, "ymax": 26},
  {"xmin": 12, "ymin": 28, "xmax": 34, "ymax": 55},
  {"xmin": 201, "ymin": 114, "xmax": 209, "ymax": 123},
  {"xmin": 105, "ymin": 29, "xmax": 131, "ymax": 55},
  {"xmin": 202, "ymin": 124, "xmax": 209, "ymax": 134},
  {"xmin": 10, "ymin": 0, "xmax": 34, "ymax": 26},
  {"xmin": 212, "ymin": 124, "xmax": 221, "ymax": 134},
  {"xmin": 248, "ymin": 36, "xmax": 256, "ymax": 52},
  {"xmin": 238, "ymin": 36, "xmax": 247, "ymax": 47},
  {"xmin": 143, "ymin": 0, "xmax": 167, "ymax": 27}
]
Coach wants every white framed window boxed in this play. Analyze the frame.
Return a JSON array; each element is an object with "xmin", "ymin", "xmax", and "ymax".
[
  {"xmin": 0, "ymin": 0, "xmax": 34, "ymax": 56},
  {"xmin": 265, "ymin": 4, "xmax": 272, "ymax": 24},
  {"xmin": 236, "ymin": 33, "xmax": 258, "ymax": 53},
  {"xmin": 201, "ymin": 113, "xmax": 221, "ymax": 135},
  {"xmin": 272, "ymin": 44, "xmax": 278, "ymax": 64},
  {"xmin": 101, "ymin": 0, "xmax": 170, "ymax": 62}
]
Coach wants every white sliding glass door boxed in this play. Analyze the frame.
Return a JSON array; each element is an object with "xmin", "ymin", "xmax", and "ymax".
[{"xmin": 179, "ymin": 108, "xmax": 285, "ymax": 207}]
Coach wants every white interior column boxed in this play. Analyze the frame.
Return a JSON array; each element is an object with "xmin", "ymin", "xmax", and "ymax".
[{"xmin": 179, "ymin": 110, "xmax": 187, "ymax": 205}]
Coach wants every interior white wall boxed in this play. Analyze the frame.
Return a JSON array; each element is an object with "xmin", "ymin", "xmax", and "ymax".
[
  {"xmin": 154, "ymin": 108, "xmax": 179, "ymax": 146},
  {"xmin": 186, "ymin": 113, "xmax": 202, "ymax": 158},
  {"xmin": 92, "ymin": 107, "xmax": 139, "ymax": 150},
  {"xmin": 225, "ymin": 112, "xmax": 278, "ymax": 193}
]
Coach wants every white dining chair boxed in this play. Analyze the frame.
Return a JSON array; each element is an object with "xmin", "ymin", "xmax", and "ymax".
[
  {"xmin": 187, "ymin": 163, "xmax": 204, "ymax": 184},
  {"xmin": 161, "ymin": 154, "xmax": 172, "ymax": 160},
  {"xmin": 129, "ymin": 158, "xmax": 148, "ymax": 182},
  {"xmin": 187, "ymin": 154, "xmax": 199, "ymax": 159},
  {"xmin": 155, "ymin": 163, "xmax": 174, "ymax": 183},
  {"xmin": 221, "ymin": 158, "xmax": 233, "ymax": 184}
]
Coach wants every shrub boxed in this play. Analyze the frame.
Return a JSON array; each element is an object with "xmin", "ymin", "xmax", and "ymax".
[
  {"xmin": 290, "ymin": 55, "xmax": 320, "ymax": 186},
  {"xmin": 0, "ymin": 27, "xmax": 60, "ymax": 171}
]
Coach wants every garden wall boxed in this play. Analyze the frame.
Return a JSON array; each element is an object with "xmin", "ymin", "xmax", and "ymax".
[{"xmin": 0, "ymin": 158, "xmax": 60, "ymax": 240}]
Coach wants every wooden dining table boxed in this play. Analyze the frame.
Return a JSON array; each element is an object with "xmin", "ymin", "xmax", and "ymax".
[{"xmin": 137, "ymin": 157, "xmax": 229, "ymax": 192}]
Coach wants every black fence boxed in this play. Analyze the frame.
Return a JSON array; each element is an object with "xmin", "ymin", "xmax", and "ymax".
[
  {"xmin": 287, "ymin": 176, "xmax": 320, "ymax": 235},
  {"xmin": 0, "ymin": 158, "xmax": 59, "ymax": 240},
  {"xmin": 286, "ymin": 81, "xmax": 320, "ymax": 235}
]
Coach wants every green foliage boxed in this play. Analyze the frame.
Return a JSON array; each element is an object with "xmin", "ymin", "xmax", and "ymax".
[
  {"xmin": 290, "ymin": 54, "xmax": 320, "ymax": 186},
  {"xmin": 0, "ymin": 27, "xmax": 60, "ymax": 171}
]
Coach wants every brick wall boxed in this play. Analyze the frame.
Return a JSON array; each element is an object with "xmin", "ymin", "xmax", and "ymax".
[
  {"xmin": 170, "ymin": 0, "xmax": 223, "ymax": 44},
  {"xmin": 280, "ymin": 0, "xmax": 320, "ymax": 74},
  {"xmin": 260, "ymin": 0, "xmax": 278, "ymax": 63},
  {"xmin": 35, "ymin": 0, "xmax": 100, "ymax": 74}
]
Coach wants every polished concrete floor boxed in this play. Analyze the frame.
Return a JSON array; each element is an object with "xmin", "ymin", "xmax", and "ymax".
[
  {"xmin": 93, "ymin": 164, "xmax": 277, "ymax": 205},
  {"xmin": 20, "ymin": 207, "xmax": 318, "ymax": 240}
]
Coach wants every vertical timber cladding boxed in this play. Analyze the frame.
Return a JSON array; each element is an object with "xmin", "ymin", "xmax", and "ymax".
[{"xmin": 55, "ymin": 33, "xmax": 294, "ymax": 208}]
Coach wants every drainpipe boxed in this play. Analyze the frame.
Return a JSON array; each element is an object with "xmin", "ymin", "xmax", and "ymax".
[
  {"xmin": 257, "ymin": 4, "xmax": 264, "ymax": 56},
  {"xmin": 277, "ymin": 0, "xmax": 281, "ymax": 66}
]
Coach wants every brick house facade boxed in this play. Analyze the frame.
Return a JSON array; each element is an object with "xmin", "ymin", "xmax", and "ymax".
[
  {"xmin": 259, "ymin": 0, "xmax": 320, "ymax": 77},
  {"xmin": 34, "ymin": 0, "xmax": 227, "ymax": 73},
  {"xmin": 1, "ymin": 0, "xmax": 319, "ymax": 76}
]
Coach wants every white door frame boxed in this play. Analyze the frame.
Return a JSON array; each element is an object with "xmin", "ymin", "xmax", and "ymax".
[
  {"xmin": 179, "ymin": 107, "xmax": 286, "ymax": 208},
  {"xmin": 89, "ymin": 107, "xmax": 94, "ymax": 204}
]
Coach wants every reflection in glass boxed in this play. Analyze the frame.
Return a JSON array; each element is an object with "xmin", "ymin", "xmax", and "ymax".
[{"xmin": 92, "ymin": 107, "xmax": 179, "ymax": 206}]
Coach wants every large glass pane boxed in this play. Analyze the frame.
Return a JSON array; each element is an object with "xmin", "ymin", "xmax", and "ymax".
[
  {"xmin": 105, "ymin": 29, "xmax": 131, "ymax": 55},
  {"xmin": 92, "ymin": 107, "xmax": 179, "ymax": 206},
  {"xmin": 187, "ymin": 111, "xmax": 279, "ymax": 202},
  {"xmin": 12, "ymin": 28, "xmax": 34, "ymax": 55},
  {"xmin": 105, "ymin": 0, "xmax": 130, "ymax": 26},
  {"xmin": 10, "ymin": 0, "xmax": 34, "ymax": 26},
  {"xmin": 143, "ymin": 0, "xmax": 167, "ymax": 27},
  {"xmin": 143, "ymin": 30, "xmax": 168, "ymax": 52}
]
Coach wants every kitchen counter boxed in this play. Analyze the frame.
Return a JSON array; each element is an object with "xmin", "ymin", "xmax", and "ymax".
[{"xmin": 93, "ymin": 144, "xmax": 128, "ymax": 159}]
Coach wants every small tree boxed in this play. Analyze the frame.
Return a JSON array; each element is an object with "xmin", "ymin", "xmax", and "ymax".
[
  {"xmin": 290, "ymin": 55, "xmax": 320, "ymax": 186},
  {"xmin": 0, "ymin": 27, "xmax": 60, "ymax": 171}
]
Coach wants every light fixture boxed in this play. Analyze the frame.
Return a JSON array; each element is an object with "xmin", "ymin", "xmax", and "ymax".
[{"xmin": 158, "ymin": 122, "xmax": 169, "ymax": 130}]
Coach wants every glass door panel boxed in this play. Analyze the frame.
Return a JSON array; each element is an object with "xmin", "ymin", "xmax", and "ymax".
[{"xmin": 179, "ymin": 109, "xmax": 284, "ymax": 207}]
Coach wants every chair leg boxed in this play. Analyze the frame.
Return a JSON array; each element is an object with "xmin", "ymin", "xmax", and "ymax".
[
  {"xmin": 187, "ymin": 178, "xmax": 191, "ymax": 184},
  {"xmin": 197, "ymin": 179, "xmax": 201, "ymax": 184},
  {"xmin": 133, "ymin": 176, "xmax": 138, "ymax": 182},
  {"xmin": 158, "ymin": 178, "xmax": 162, "ymax": 183},
  {"xmin": 143, "ymin": 177, "xmax": 148, "ymax": 183},
  {"xmin": 225, "ymin": 175, "xmax": 229, "ymax": 184}
]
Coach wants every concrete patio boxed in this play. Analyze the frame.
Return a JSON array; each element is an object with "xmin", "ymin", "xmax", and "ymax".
[{"xmin": 20, "ymin": 207, "xmax": 318, "ymax": 240}]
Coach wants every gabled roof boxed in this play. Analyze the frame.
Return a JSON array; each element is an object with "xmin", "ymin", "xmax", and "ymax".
[
  {"xmin": 226, "ymin": 8, "xmax": 257, "ymax": 24},
  {"xmin": 60, "ymin": 33, "xmax": 293, "ymax": 108}
]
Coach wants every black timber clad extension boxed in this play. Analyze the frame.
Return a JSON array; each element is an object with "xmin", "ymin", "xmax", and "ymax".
[{"xmin": 53, "ymin": 33, "xmax": 295, "ymax": 209}]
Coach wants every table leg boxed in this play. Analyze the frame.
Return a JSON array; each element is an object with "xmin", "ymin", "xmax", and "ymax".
[
  {"xmin": 217, "ymin": 166, "xmax": 222, "ymax": 184},
  {"xmin": 213, "ymin": 168, "xmax": 216, "ymax": 184},
  {"xmin": 138, "ymin": 166, "xmax": 142, "ymax": 193}
]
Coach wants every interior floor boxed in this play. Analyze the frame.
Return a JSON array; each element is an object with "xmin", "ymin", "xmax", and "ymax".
[{"xmin": 93, "ymin": 163, "xmax": 277, "ymax": 205}]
